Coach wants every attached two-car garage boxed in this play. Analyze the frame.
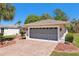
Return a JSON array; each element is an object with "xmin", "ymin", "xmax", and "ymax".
[
  {"xmin": 25, "ymin": 20, "xmax": 68, "ymax": 42},
  {"xmin": 29, "ymin": 27, "xmax": 58, "ymax": 41}
]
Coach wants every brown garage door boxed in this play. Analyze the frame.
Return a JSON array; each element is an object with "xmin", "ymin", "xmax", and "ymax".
[{"xmin": 29, "ymin": 27, "xmax": 58, "ymax": 41}]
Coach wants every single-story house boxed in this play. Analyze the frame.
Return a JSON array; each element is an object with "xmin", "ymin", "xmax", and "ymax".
[
  {"xmin": 25, "ymin": 19, "xmax": 69, "ymax": 42},
  {"xmin": 0, "ymin": 25, "xmax": 21, "ymax": 36}
]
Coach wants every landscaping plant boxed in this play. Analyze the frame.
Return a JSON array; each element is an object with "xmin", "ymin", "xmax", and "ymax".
[
  {"xmin": 3, "ymin": 35, "xmax": 16, "ymax": 41},
  {"xmin": 0, "ymin": 34, "xmax": 5, "ymax": 45},
  {"xmin": 20, "ymin": 28, "xmax": 26, "ymax": 39},
  {"xmin": 0, "ymin": 35, "xmax": 16, "ymax": 45},
  {"xmin": 65, "ymin": 33, "xmax": 74, "ymax": 44}
]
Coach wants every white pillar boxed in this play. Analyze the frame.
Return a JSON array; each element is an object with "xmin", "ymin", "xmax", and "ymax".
[{"xmin": 58, "ymin": 26, "xmax": 60, "ymax": 41}]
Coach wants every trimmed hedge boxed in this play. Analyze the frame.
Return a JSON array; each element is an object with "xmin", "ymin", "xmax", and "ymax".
[
  {"xmin": 4, "ymin": 35, "xmax": 16, "ymax": 41},
  {"xmin": 65, "ymin": 33, "xmax": 74, "ymax": 43},
  {"xmin": 0, "ymin": 35, "xmax": 16, "ymax": 42}
]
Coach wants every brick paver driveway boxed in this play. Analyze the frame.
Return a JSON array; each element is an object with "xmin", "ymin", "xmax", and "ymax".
[{"xmin": 0, "ymin": 40, "xmax": 58, "ymax": 56}]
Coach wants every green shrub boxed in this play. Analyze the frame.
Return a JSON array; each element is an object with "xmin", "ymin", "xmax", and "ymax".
[
  {"xmin": 0, "ymin": 35, "xmax": 16, "ymax": 42},
  {"xmin": 20, "ymin": 29, "xmax": 26, "ymax": 36},
  {"xmin": 65, "ymin": 33, "xmax": 74, "ymax": 43},
  {"xmin": 0, "ymin": 34, "xmax": 4, "ymax": 42},
  {"xmin": 3, "ymin": 35, "xmax": 16, "ymax": 41},
  {"xmin": 0, "ymin": 33, "xmax": 3, "ymax": 37},
  {"xmin": 20, "ymin": 29, "xmax": 26, "ymax": 39},
  {"xmin": 0, "ymin": 35, "xmax": 16, "ymax": 45}
]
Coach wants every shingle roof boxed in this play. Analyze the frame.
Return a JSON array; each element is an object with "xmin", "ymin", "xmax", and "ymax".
[{"xmin": 25, "ymin": 19, "xmax": 69, "ymax": 26}]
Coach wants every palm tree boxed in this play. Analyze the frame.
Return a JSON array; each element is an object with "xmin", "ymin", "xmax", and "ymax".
[
  {"xmin": 72, "ymin": 19, "xmax": 79, "ymax": 33},
  {"xmin": 0, "ymin": 3, "xmax": 15, "ymax": 21},
  {"xmin": 15, "ymin": 20, "xmax": 21, "ymax": 25}
]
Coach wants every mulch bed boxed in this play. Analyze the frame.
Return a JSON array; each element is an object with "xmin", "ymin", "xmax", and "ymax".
[
  {"xmin": 0, "ymin": 40, "xmax": 16, "ymax": 48},
  {"xmin": 54, "ymin": 43, "xmax": 79, "ymax": 53},
  {"xmin": 0, "ymin": 35, "xmax": 21, "ymax": 48}
]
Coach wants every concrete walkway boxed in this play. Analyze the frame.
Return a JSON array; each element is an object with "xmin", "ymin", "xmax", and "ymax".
[{"xmin": 0, "ymin": 40, "xmax": 57, "ymax": 56}]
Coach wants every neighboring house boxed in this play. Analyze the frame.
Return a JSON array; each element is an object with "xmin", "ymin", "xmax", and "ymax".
[
  {"xmin": 0, "ymin": 25, "xmax": 21, "ymax": 36},
  {"xmin": 25, "ymin": 19, "xmax": 69, "ymax": 42}
]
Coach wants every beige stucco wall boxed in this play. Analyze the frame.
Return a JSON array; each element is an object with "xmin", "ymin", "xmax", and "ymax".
[{"xmin": 59, "ymin": 24, "xmax": 66, "ymax": 38}]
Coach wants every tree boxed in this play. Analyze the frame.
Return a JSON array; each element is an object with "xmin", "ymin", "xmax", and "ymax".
[
  {"xmin": 67, "ymin": 18, "xmax": 79, "ymax": 33},
  {"xmin": 72, "ymin": 19, "xmax": 79, "ymax": 33},
  {"xmin": 24, "ymin": 13, "xmax": 53, "ymax": 24},
  {"xmin": 66, "ymin": 23, "xmax": 74, "ymax": 33},
  {"xmin": 54, "ymin": 9, "xmax": 68, "ymax": 21},
  {"xmin": 0, "ymin": 3, "xmax": 15, "ymax": 21},
  {"xmin": 24, "ymin": 15, "xmax": 41, "ymax": 24},
  {"xmin": 15, "ymin": 20, "xmax": 21, "ymax": 25},
  {"xmin": 40, "ymin": 13, "xmax": 52, "ymax": 20}
]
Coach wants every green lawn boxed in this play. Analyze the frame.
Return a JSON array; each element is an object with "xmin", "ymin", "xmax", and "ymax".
[
  {"xmin": 73, "ymin": 33, "xmax": 79, "ymax": 47},
  {"xmin": 51, "ymin": 51, "xmax": 79, "ymax": 56},
  {"xmin": 51, "ymin": 33, "xmax": 79, "ymax": 56}
]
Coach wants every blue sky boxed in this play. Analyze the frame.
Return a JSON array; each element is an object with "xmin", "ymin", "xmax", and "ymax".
[{"xmin": 1, "ymin": 3, "xmax": 79, "ymax": 25}]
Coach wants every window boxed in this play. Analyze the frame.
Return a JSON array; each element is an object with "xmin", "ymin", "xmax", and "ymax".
[{"xmin": 60, "ymin": 28, "xmax": 62, "ymax": 31}]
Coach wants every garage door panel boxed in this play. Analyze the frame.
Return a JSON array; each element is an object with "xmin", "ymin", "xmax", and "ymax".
[
  {"xmin": 49, "ymin": 28, "xmax": 57, "ymax": 34},
  {"xmin": 48, "ymin": 34, "xmax": 57, "ymax": 40},
  {"xmin": 30, "ymin": 34, "xmax": 49, "ymax": 39},
  {"xmin": 29, "ymin": 28, "xmax": 58, "ymax": 41}
]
